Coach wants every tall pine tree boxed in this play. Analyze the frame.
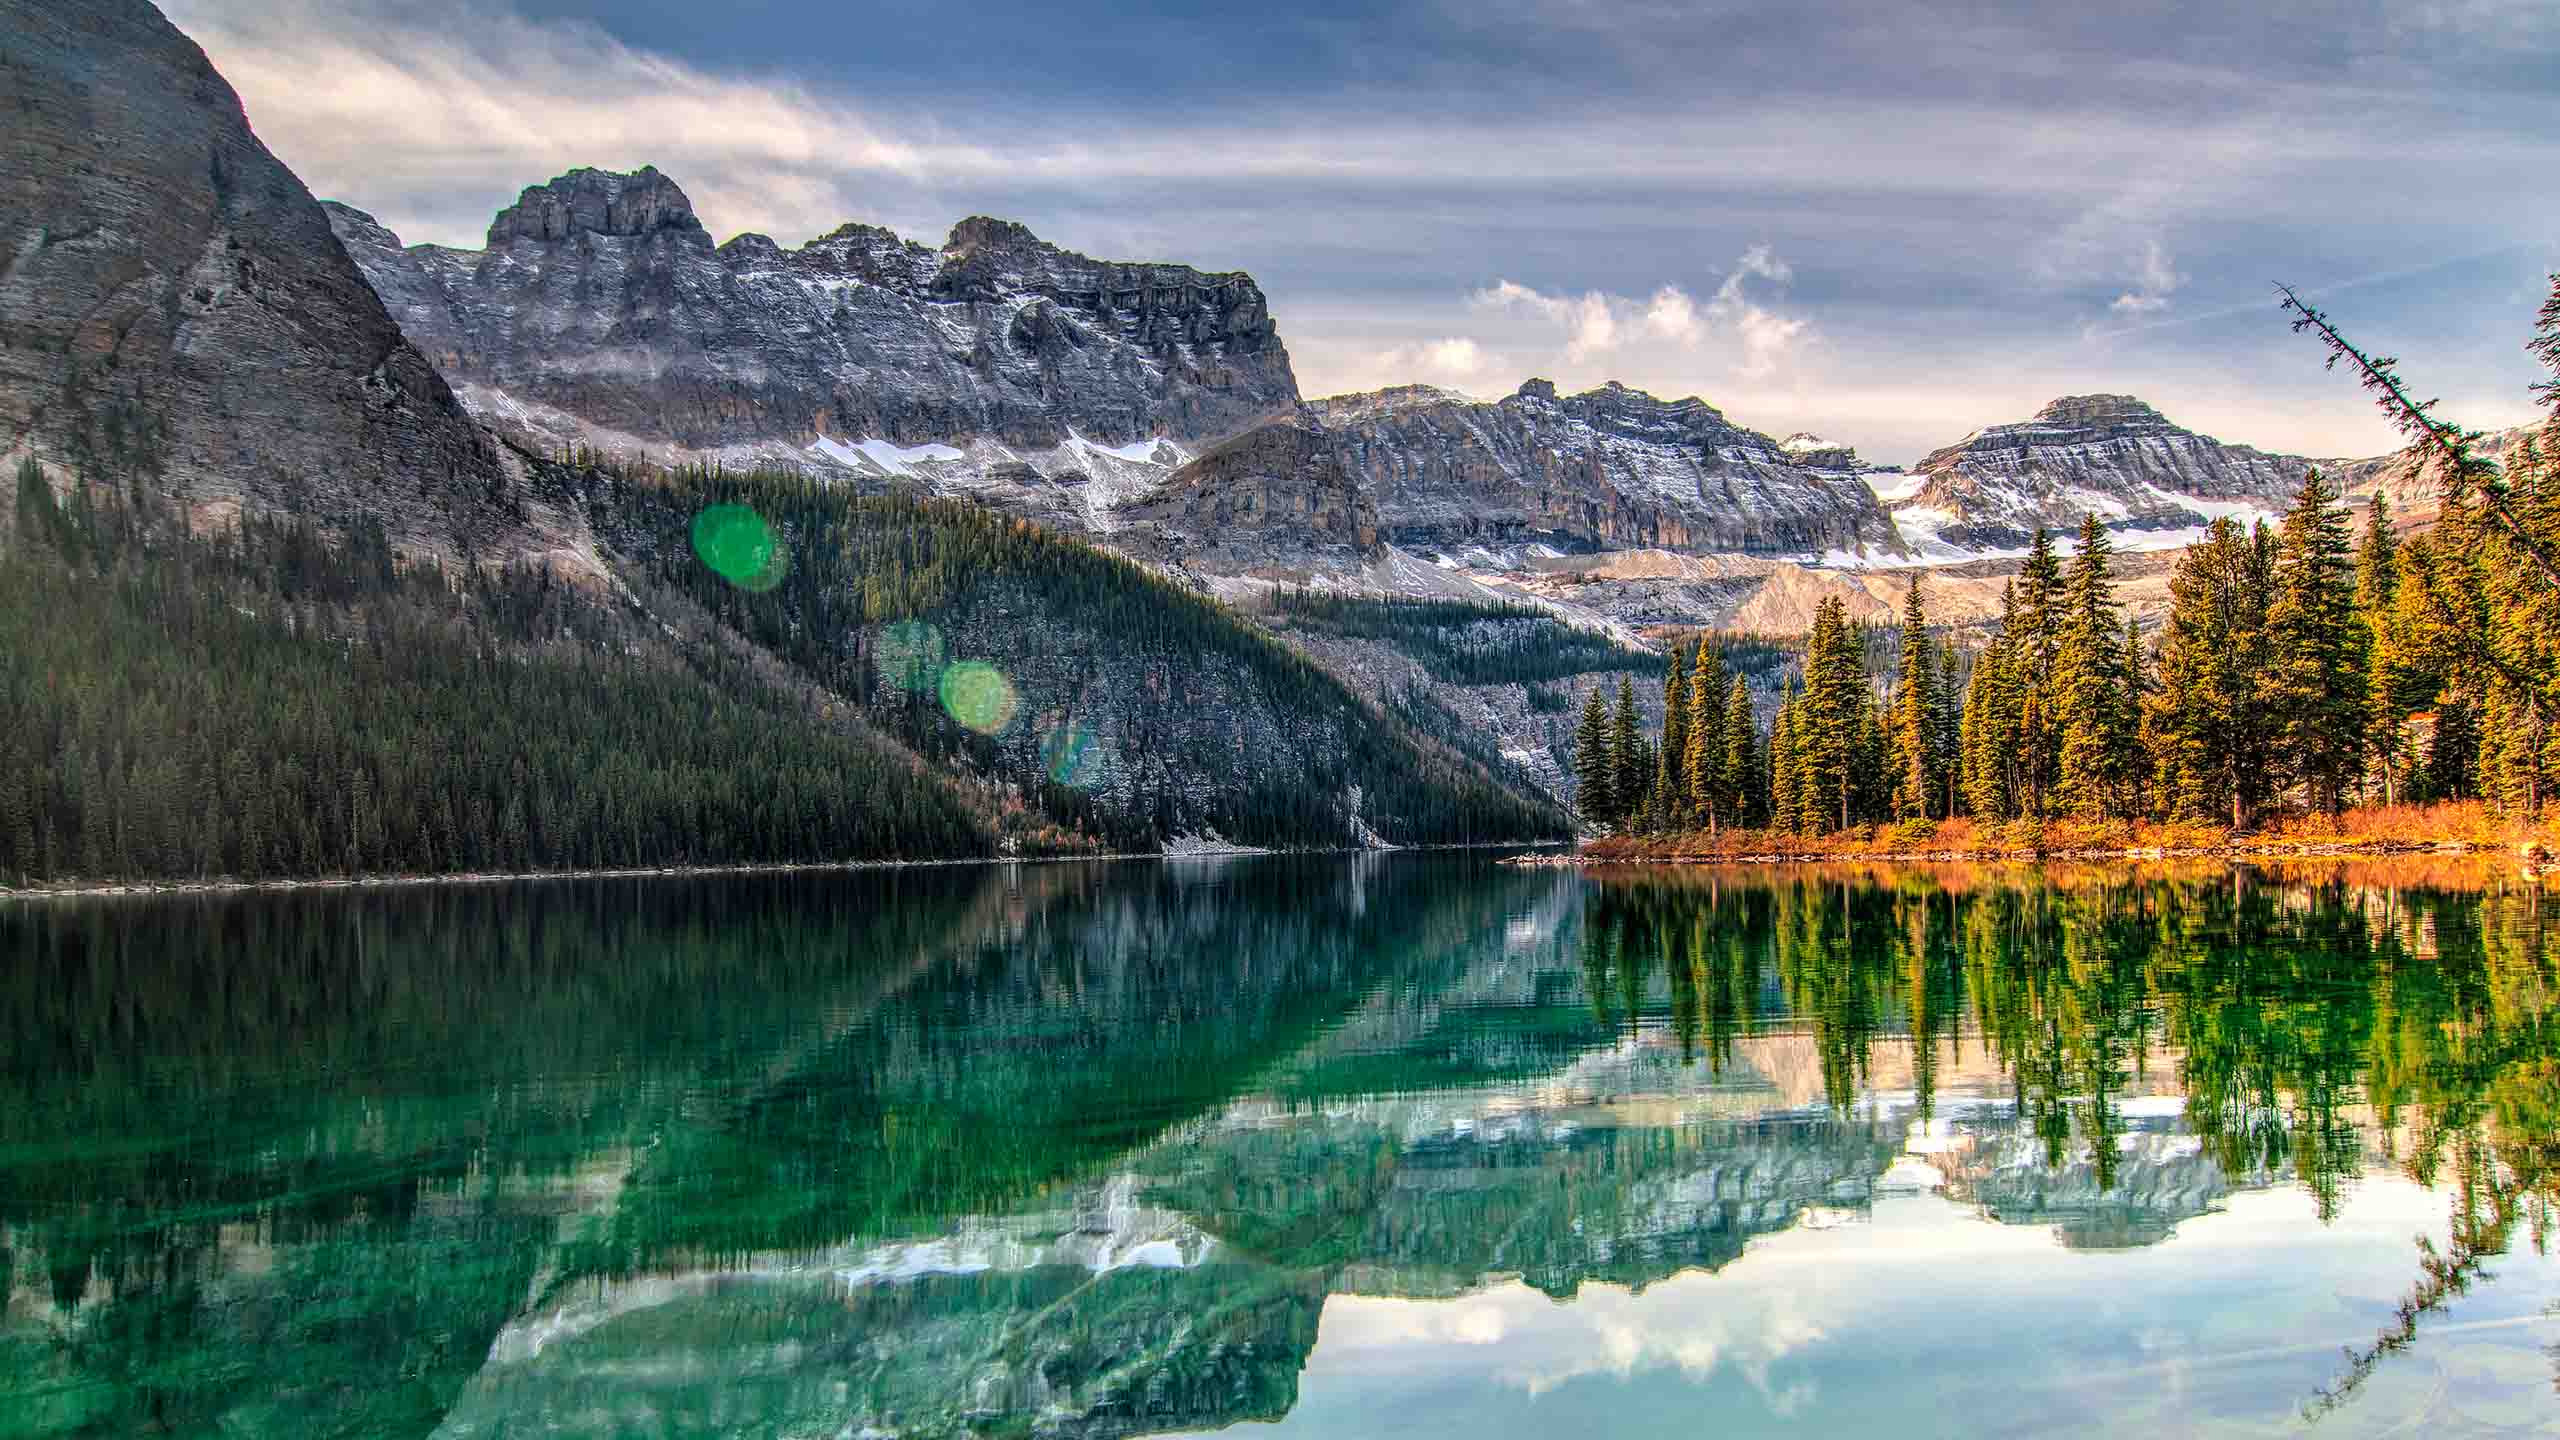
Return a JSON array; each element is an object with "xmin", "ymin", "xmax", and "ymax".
[{"xmin": 2267, "ymin": 470, "xmax": 2368, "ymax": 815}]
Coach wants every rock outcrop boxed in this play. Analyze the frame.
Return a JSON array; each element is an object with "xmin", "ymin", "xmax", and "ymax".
[
  {"xmin": 325, "ymin": 171, "xmax": 1299, "ymax": 453},
  {"xmin": 1120, "ymin": 421, "xmax": 1381, "ymax": 567},
  {"xmin": 0, "ymin": 0, "xmax": 514, "ymax": 553},
  {"xmin": 1309, "ymin": 380, "xmax": 1901, "ymax": 558},
  {"xmin": 1894, "ymin": 394, "xmax": 2311, "ymax": 551}
]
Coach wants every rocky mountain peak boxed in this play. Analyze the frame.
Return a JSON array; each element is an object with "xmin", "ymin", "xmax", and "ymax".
[
  {"xmin": 943, "ymin": 215, "xmax": 1046, "ymax": 259},
  {"xmin": 0, "ymin": 0, "xmax": 519, "ymax": 559},
  {"xmin": 1780, "ymin": 432, "xmax": 1874, "ymax": 473},
  {"xmin": 330, "ymin": 175, "xmax": 1300, "ymax": 452},
  {"xmin": 2031, "ymin": 393, "xmax": 2167, "ymax": 429},
  {"xmin": 1894, "ymin": 391, "xmax": 2309, "ymax": 552},
  {"xmin": 485, "ymin": 166, "xmax": 704, "ymax": 247}
]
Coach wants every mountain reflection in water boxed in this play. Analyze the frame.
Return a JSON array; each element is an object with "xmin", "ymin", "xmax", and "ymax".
[{"xmin": 1, "ymin": 855, "xmax": 2555, "ymax": 1437}]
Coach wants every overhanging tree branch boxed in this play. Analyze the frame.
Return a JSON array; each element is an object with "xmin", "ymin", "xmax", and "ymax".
[{"xmin": 2275, "ymin": 283, "xmax": 2560, "ymax": 593}]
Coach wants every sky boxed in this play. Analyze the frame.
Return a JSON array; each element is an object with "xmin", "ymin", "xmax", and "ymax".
[{"xmin": 168, "ymin": 0, "xmax": 2560, "ymax": 465}]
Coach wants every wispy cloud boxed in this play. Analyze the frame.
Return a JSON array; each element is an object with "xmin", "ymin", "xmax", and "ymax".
[
  {"xmin": 2109, "ymin": 239, "xmax": 2186, "ymax": 314},
  {"xmin": 1373, "ymin": 337, "xmax": 1494, "ymax": 388},
  {"xmin": 1472, "ymin": 248, "xmax": 1808, "ymax": 377}
]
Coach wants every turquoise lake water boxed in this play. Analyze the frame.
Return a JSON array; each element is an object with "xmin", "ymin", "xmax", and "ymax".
[{"xmin": 3, "ymin": 854, "xmax": 2556, "ymax": 1437}]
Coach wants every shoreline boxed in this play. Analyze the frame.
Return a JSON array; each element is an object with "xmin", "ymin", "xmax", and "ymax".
[
  {"xmin": 0, "ymin": 839, "xmax": 1568, "ymax": 903},
  {"xmin": 1508, "ymin": 838, "xmax": 2539, "ymax": 868}
]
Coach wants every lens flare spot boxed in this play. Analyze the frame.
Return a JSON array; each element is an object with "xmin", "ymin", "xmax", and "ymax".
[
  {"xmin": 875, "ymin": 620, "xmax": 948, "ymax": 694},
  {"xmin": 690, "ymin": 504, "xmax": 788, "ymax": 592},
  {"xmin": 939, "ymin": 661, "xmax": 1018, "ymax": 736},
  {"xmin": 1042, "ymin": 722, "xmax": 1106, "ymax": 788}
]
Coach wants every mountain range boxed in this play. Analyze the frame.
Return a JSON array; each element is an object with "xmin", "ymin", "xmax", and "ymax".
[{"xmin": 317, "ymin": 165, "xmax": 2481, "ymax": 628}]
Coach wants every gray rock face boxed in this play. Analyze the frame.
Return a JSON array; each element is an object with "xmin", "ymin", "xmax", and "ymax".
[
  {"xmin": 1897, "ymin": 393, "xmax": 2310, "ymax": 550},
  {"xmin": 1119, "ymin": 421, "xmax": 1381, "ymax": 568},
  {"xmin": 1308, "ymin": 381, "xmax": 1900, "ymax": 558},
  {"xmin": 324, "ymin": 170, "xmax": 1298, "ymax": 452},
  {"xmin": 0, "ymin": 0, "xmax": 512, "ymax": 552}
]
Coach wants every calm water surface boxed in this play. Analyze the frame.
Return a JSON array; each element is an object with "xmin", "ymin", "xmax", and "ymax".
[{"xmin": 3, "ymin": 855, "xmax": 2557, "ymax": 1437}]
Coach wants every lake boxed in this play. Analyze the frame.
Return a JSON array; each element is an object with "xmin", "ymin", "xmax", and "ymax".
[{"xmin": 3, "ymin": 854, "xmax": 2556, "ymax": 1437}]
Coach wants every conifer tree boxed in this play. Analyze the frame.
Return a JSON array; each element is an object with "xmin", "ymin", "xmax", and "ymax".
[
  {"xmin": 2145, "ymin": 518, "xmax": 2278, "ymax": 828},
  {"xmin": 1684, "ymin": 643, "xmax": 1728, "ymax": 833},
  {"xmin": 1610, "ymin": 676, "xmax": 1644, "ymax": 831},
  {"xmin": 1889, "ymin": 576, "xmax": 1938, "ymax": 820},
  {"xmin": 2012, "ymin": 528, "xmax": 2065, "ymax": 816},
  {"xmin": 1769, "ymin": 687, "xmax": 1804, "ymax": 835},
  {"xmin": 2052, "ymin": 514, "xmax": 2133, "ymax": 819},
  {"xmin": 2429, "ymin": 697, "xmax": 2478, "ymax": 801},
  {"xmin": 1573, "ymin": 683, "xmax": 1616, "ymax": 827},
  {"xmin": 2120, "ymin": 613, "xmax": 2152, "ymax": 818},
  {"xmin": 1933, "ymin": 636, "xmax": 1964, "ymax": 818},
  {"xmin": 1798, "ymin": 597, "xmax": 1877, "ymax": 831},
  {"xmin": 1722, "ymin": 676, "xmax": 1759, "ymax": 827},
  {"xmin": 1960, "ymin": 599, "xmax": 2023, "ymax": 822},
  {"xmin": 2357, "ymin": 490, "xmax": 2416, "ymax": 803},
  {"xmin": 1659, "ymin": 641, "xmax": 1691, "ymax": 828},
  {"xmin": 2267, "ymin": 470, "xmax": 2368, "ymax": 815}
]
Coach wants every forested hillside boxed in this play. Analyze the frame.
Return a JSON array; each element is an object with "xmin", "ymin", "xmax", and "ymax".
[
  {"xmin": 0, "ymin": 466, "xmax": 996, "ymax": 886},
  {"xmin": 584, "ymin": 463, "xmax": 1569, "ymax": 851},
  {"xmin": 0, "ymin": 447, "xmax": 1568, "ymax": 888}
]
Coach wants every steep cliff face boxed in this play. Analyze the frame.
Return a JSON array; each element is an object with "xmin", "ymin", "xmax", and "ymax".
[
  {"xmin": 325, "ymin": 171, "xmax": 1298, "ymax": 453},
  {"xmin": 0, "ymin": 0, "xmax": 515, "ymax": 554},
  {"xmin": 1118, "ymin": 421, "xmax": 1381, "ymax": 568},
  {"xmin": 1890, "ymin": 394, "xmax": 2309, "ymax": 552},
  {"xmin": 1309, "ymin": 380, "xmax": 1899, "ymax": 558}
]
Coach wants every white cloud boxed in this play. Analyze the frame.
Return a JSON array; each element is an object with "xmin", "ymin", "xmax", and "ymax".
[
  {"xmin": 2109, "ymin": 238, "xmax": 2186, "ymax": 313},
  {"xmin": 1472, "ymin": 249, "xmax": 1806, "ymax": 377},
  {"xmin": 1706, "ymin": 246, "xmax": 1812, "ymax": 378},
  {"xmin": 1643, "ymin": 286, "xmax": 1703, "ymax": 344},
  {"xmin": 1374, "ymin": 336, "xmax": 1493, "ymax": 387},
  {"xmin": 1472, "ymin": 280, "xmax": 1621, "ymax": 361}
]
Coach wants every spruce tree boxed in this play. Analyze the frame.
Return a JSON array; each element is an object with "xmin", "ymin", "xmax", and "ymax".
[
  {"xmin": 2146, "ymin": 517, "xmax": 2279, "ymax": 828},
  {"xmin": 2012, "ymin": 529, "xmax": 2065, "ymax": 816},
  {"xmin": 1799, "ymin": 597, "xmax": 1875, "ymax": 831},
  {"xmin": 2357, "ymin": 490, "xmax": 2414, "ymax": 804},
  {"xmin": 1933, "ymin": 636, "xmax": 1964, "ymax": 818},
  {"xmin": 1684, "ymin": 643, "xmax": 1728, "ymax": 833},
  {"xmin": 1889, "ymin": 576, "xmax": 1937, "ymax": 821},
  {"xmin": 1960, "ymin": 616, "xmax": 2022, "ymax": 822},
  {"xmin": 1659, "ymin": 641, "xmax": 1691, "ymax": 828},
  {"xmin": 1769, "ymin": 688, "xmax": 1804, "ymax": 835},
  {"xmin": 1722, "ymin": 676, "xmax": 1758, "ymax": 827},
  {"xmin": 2267, "ymin": 470, "xmax": 2368, "ymax": 815},
  {"xmin": 1610, "ymin": 676, "xmax": 1644, "ymax": 831},
  {"xmin": 1573, "ymin": 684, "xmax": 1616, "ymax": 828},
  {"xmin": 2052, "ymin": 514, "xmax": 2132, "ymax": 819}
]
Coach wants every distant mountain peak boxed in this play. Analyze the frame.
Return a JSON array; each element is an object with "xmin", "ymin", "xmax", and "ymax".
[
  {"xmin": 2032, "ymin": 393, "xmax": 2166, "ymax": 426},
  {"xmin": 486, "ymin": 165, "xmax": 704, "ymax": 247}
]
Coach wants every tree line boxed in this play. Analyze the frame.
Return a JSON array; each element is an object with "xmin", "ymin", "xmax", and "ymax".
[
  {"xmin": 2, "ymin": 461, "xmax": 996, "ymax": 886},
  {"xmin": 1573, "ymin": 274, "xmax": 2560, "ymax": 835}
]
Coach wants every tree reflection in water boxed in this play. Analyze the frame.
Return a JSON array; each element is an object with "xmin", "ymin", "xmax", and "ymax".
[{"xmin": 2, "ymin": 855, "xmax": 2555, "ymax": 1436}]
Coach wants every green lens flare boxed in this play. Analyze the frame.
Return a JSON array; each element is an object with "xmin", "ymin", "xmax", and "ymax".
[
  {"xmin": 1042, "ymin": 722, "xmax": 1105, "ymax": 788},
  {"xmin": 875, "ymin": 620, "xmax": 948, "ymax": 694},
  {"xmin": 938, "ymin": 661, "xmax": 1019, "ymax": 736},
  {"xmin": 690, "ymin": 504, "xmax": 788, "ymax": 592}
]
